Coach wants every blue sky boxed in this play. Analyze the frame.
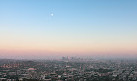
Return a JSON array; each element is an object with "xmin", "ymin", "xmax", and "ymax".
[{"xmin": 1, "ymin": 0, "xmax": 137, "ymax": 34}]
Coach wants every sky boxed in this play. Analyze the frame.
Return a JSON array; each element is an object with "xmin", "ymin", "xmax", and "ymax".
[{"xmin": 0, "ymin": 0, "xmax": 137, "ymax": 59}]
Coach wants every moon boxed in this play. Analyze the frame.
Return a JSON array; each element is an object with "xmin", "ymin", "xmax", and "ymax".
[{"xmin": 50, "ymin": 13, "xmax": 54, "ymax": 16}]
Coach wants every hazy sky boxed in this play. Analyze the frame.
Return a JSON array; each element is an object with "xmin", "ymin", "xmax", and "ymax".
[{"xmin": 0, "ymin": 0, "xmax": 137, "ymax": 59}]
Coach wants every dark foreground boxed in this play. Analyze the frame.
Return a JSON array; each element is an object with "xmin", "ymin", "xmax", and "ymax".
[{"xmin": 0, "ymin": 58, "xmax": 137, "ymax": 81}]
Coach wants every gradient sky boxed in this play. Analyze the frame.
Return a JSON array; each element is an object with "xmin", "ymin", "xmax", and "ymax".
[{"xmin": 0, "ymin": 0, "xmax": 137, "ymax": 59}]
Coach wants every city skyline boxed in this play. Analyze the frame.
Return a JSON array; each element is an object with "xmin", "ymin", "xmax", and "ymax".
[{"xmin": 0, "ymin": 0, "xmax": 137, "ymax": 59}]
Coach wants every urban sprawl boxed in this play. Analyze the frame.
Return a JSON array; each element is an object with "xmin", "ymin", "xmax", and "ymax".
[{"xmin": 0, "ymin": 57, "xmax": 137, "ymax": 81}]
